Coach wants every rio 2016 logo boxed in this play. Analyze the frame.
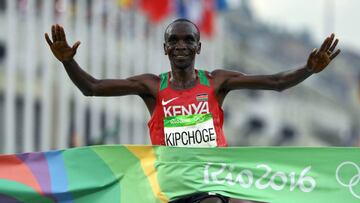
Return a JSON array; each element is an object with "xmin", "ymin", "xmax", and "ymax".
[
  {"xmin": 336, "ymin": 161, "xmax": 360, "ymax": 199},
  {"xmin": 204, "ymin": 163, "xmax": 316, "ymax": 192}
]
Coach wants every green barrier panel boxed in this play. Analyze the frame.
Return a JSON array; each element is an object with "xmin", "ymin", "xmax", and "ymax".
[{"xmin": 0, "ymin": 145, "xmax": 359, "ymax": 203}]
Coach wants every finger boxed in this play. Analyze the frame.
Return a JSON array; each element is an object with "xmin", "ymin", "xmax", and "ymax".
[
  {"xmin": 59, "ymin": 26, "xmax": 66, "ymax": 42},
  {"xmin": 325, "ymin": 33, "xmax": 335, "ymax": 50},
  {"xmin": 329, "ymin": 38, "xmax": 339, "ymax": 52},
  {"xmin": 72, "ymin": 41, "xmax": 81, "ymax": 51},
  {"xmin": 51, "ymin": 25, "xmax": 57, "ymax": 42},
  {"xmin": 44, "ymin": 33, "xmax": 53, "ymax": 46},
  {"xmin": 330, "ymin": 49, "xmax": 341, "ymax": 60},
  {"xmin": 319, "ymin": 37, "xmax": 330, "ymax": 52},
  {"xmin": 55, "ymin": 24, "xmax": 62, "ymax": 42},
  {"xmin": 309, "ymin": 48, "xmax": 317, "ymax": 58}
]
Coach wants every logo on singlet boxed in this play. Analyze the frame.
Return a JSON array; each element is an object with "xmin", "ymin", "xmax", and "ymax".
[
  {"xmin": 162, "ymin": 97, "xmax": 179, "ymax": 106},
  {"xmin": 196, "ymin": 93, "xmax": 208, "ymax": 101}
]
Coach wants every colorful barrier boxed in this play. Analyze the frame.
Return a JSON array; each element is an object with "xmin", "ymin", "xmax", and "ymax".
[{"xmin": 0, "ymin": 145, "xmax": 359, "ymax": 203}]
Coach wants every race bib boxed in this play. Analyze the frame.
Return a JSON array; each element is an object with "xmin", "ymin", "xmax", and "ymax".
[{"xmin": 164, "ymin": 113, "xmax": 217, "ymax": 147}]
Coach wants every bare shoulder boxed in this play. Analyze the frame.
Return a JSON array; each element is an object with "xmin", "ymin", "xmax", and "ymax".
[
  {"xmin": 210, "ymin": 69, "xmax": 245, "ymax": 78},
  {"xmin": 126, "ymin": 73, "xmax": 160, "ymax": 96},
  {"xmin": 128, "ymin": 73, "xmax": 160, "ymax": 87},
  {"xmin": 210, "ymin": 69, "xmax": 245, "ymax": 85},
  {"xmin": 128, "ymin": 73, "xmax": 160, "ymax": 81}
]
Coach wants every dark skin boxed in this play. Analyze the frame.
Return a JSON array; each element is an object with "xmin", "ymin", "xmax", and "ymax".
[{"xmin": 44, "ymin": 22, "xmax": 340, "ymax": 116}]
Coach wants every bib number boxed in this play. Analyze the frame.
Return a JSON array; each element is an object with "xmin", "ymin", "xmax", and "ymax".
[{"xmin": 164, "ymin": 114, "xmax": 217, "ymax": 147}]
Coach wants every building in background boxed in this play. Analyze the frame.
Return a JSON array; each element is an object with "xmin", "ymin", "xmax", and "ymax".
[{"xmin": 222, "ymin": 2, "xmax": 360, "ymax": 146}]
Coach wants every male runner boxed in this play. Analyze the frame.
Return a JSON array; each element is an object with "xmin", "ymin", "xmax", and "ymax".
[{"xmin": 45, "ymin": 19, "xmax": 340, "ymax": 203}]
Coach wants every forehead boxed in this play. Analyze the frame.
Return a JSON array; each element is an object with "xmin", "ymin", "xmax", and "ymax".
[{"xmin": 166, "ymin": 22, "xmax": 199, "ymax": 39}]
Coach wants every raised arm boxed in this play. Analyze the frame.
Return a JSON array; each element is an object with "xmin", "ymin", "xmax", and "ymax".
[
  {"xmin": 212, "ymin": 33, "xmax": 341, "ymax": 94},
  {"xmin": 45, "ymin": 24, "xmax": 158, "ymax": 98}
]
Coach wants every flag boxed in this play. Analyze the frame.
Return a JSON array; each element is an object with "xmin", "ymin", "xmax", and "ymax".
[
  {"xmin": 199, "ymin": 0, "xmax": 215, "ymax": 37},
  {"xmin": 216, "ymin": 0, "xmax": 228, "ymax": 11},
  {"xmin": 175, "ymin": 0, "xmax": 215, "ymax": 38},
  {"xmin": 176, "ymin": 0, "xmax": 187, "ymax": 18},
  {"xmin": 175, "ymin": 0, "xmax": 202, "ymax": 22},
  {"xmin": 196, "ymin": 93, "xmax": 208, "ymax": 101},
  {"xmin": 0, "ymin": 145, "xmax": 360, "ymax": 202},
  {"xmin": 139, "ymin": 0, "xmax": 171, "ymax": 23}
]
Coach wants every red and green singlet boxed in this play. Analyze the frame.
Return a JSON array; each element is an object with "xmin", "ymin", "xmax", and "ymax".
[{"xmin": 148, "ymin": 69, "xmax": 227, "ymax": 147}]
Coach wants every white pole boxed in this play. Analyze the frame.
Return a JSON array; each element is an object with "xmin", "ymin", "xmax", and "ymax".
[
  {"xmin": 73, "ymin": 0, "xmax": 88, "ymax": 146},
  {"xmin": 216, "ymin": 15, "xmax": 225, "ymax": 68},
  {"xmin": 159, "ymin": 19, "xmax": 169, "ymax": 75},
  {"xmin": 118, "ymin": 8, "xmax": 131, "ymax": 144},
  {"xmin": 132, "ymin": 12, "xmax": 146, "ymax": 144},
  {"xmin": 209, "ymin": 38, "xmax": 215, "ymax": 71},
  {"xmin": 4, "ymin": 0, "xmax": 17, "ymax": 153},
  {"xmin": 104, "ymin": 0, "xmax": 118, "ymax": 144},
  {"xmin": 144, "ymin": 22, "xmax": 156, "ymax": 144},
  {"xmin": 23, "ymin": 0, "xmax": 36, "ymax": 152},
  {"xmin": 56, "ymin": 0, "xmax": 70, "ymax": 149},
  {"xmin": 40, "ymin": 0, "xmax": 54, "ymax": 151},
  {"xmin": 90, "ymin": 0, "xmax": 103, "ymax": 144}
]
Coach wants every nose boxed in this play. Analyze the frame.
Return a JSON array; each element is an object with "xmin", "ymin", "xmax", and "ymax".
[{"xmin": 175, "ymin": 40, "xmax": 187, "ymax": 50}]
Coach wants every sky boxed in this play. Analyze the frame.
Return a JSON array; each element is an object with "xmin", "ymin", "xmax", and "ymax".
[{"xmin": 246, "ymin": 0, "xmax": 360, "ymax": 52}]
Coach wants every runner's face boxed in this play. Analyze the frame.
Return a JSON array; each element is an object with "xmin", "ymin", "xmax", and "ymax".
[{"xmin": 164, "ymin": 22, "xmax": 201, "ymax": 69}]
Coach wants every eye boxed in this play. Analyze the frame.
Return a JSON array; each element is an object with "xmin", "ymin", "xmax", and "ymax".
[
  {"xmin": 185, "ymin": 35, "xmax": 195, "ymax": 43},
  {"xmin": 167, "ymin": 36, "xmax": 177, "ymax": 44}
]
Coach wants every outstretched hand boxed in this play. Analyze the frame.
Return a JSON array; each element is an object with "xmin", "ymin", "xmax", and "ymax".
[
  {"xmin": 307, "ymin": 33, "xmax": 341, "ymax": 73},
  {"xmin": 45, "ymin": 24, "xmax": 80, "ymax": 62}
]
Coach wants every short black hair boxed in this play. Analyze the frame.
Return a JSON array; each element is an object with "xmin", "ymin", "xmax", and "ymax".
[{"xmin": 164, "ymin": 18, "xmax": 200, "ymax": 41}]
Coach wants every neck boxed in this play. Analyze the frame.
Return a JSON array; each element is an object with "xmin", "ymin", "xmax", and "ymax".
[{"xmin": 170, "ymin": 66, "xmax": 197, "ymax": 89}]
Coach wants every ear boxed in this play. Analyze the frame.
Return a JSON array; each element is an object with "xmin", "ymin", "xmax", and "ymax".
[
  {"xmin": 196, "ymin": 42, "xmax": 201, "ymax": 54},
  {"xmin": 164, "ymin": 43, "xmax": 168, "ymax": 55}
]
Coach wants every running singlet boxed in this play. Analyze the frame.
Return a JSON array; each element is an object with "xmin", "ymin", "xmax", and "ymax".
[{"xmin": 148, "ymin": 69, "xmax": 227, "ymax": 147}]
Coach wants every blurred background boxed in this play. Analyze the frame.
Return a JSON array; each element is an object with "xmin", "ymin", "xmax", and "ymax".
[{"xmin": 0, "ymin": 0, "xmax": 359, "ymax": 154}]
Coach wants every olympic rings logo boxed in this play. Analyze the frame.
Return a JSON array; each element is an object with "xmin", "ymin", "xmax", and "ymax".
[{"xmin": 336, "ymin": 161, "xmax": 360, "ymax": 199}]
